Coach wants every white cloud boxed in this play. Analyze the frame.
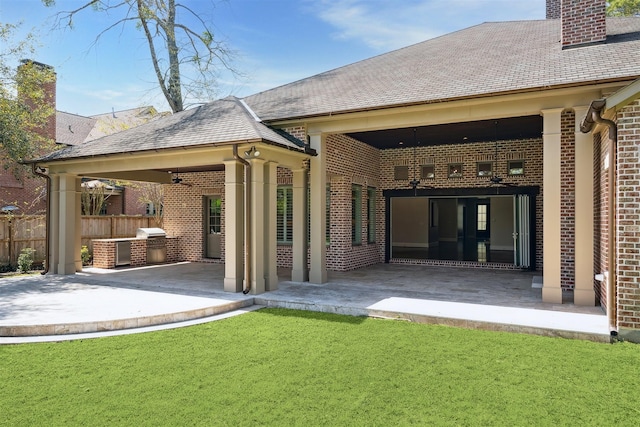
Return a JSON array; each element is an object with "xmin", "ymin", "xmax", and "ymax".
[{"xmin": 309, "ymin": 0, "xmax": 545, "ymax": 51}]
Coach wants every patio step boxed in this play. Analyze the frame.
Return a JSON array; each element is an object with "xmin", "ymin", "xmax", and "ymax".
[
  {"xmin": 0, "ymin": 299, "xmax": 254, "ymax": 337},
  {"xmin": 366, "ymin": 297, "xmax": 611, "ymax": 343}
]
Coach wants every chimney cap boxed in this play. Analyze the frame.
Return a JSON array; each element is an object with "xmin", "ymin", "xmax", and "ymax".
[{"xmin": 19, "ymin": 59, "xmax": 55, "ymax": 71}]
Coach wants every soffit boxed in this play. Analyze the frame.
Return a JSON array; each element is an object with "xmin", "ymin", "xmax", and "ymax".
[{"xmin": 347, "ymin": 116, "xmax": 543, "ymax": 149}]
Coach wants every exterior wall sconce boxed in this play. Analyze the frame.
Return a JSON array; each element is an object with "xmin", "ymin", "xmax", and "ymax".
[{"xmin": 245, "ymin": 146, "xmax": 260, "ymax": 158}]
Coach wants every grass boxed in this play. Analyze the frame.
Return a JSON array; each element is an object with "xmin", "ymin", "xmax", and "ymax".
[{"xmin": 1, "ymin": 308, "xmax": 640, "ymax": 426}]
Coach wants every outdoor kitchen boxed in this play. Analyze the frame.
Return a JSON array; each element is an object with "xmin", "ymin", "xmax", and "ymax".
[{"xmin": 92, "ymin": 228, "xmax": 180, "ymax": 269}]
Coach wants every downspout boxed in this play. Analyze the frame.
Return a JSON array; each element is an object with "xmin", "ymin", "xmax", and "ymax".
[
  {"xmin": 580, "ymin": 99, "xmax": 617, "ymax": 334},
  {"xmin": 232, "ymin": 145, "xmax": 252, "ymax": 294},
  {"xmin": 31, "ymin": 164, "xmax": 50, "ymax": 274}
]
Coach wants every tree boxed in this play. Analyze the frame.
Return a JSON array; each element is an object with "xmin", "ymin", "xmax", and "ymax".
[
  {"xmin": 136, "ymin": 182, "xmax": 164, "ymax": 228},
  {"xmin": 0, "ymin": 23, "xmax": 57, "ymax": 173},
  {"xmin": 607, "ymin": 0, "xmax": 640, "ymax": 16},
  {"xmin": 43, "ymin": 0, "xmax": 237, "ymax": 113},
  {"xmin": 81, "ymin": 180, "xmax": 115, "ymax": 215}
]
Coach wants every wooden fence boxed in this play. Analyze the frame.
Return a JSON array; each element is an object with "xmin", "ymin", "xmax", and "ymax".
[{"xmin": 0, "ymin": 215, "xmax": 160, "ymax": 266}]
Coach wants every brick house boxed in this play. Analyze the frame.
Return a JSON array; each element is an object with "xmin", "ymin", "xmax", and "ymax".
[
  {"xmin": 0, "ymin": 61, "xmax": 165, "ymax": 215},
  {"xmin": 30, "ymin": 0, "xmax": 640, "ymax": 342}
]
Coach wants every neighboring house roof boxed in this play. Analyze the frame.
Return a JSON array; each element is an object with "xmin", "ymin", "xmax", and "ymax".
[
  {"xmin": 56, "ymin": 111, "xmax": 96, "ymax": 145},
  {"xmin": 36, "ymin": 97, "xmax": 306, "ymax": 162},
  {"xmin": 86, "ymin": 106, "xmax": 169, "ymax": 141},
  {"xmin": 244, "ymin": 18, "xmax": 640, "ymax": 121}
]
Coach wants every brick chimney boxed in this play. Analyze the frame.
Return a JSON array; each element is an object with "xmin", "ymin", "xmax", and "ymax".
[
  {"xmin": 547, "ymin": 0, "xmax": 561, "ymax": 19},
  {"xmin": 17, "ymin": 60, "xmax": 57, "ymax": 141},
  {"xmin": 559, "ymin": 0, "xmax": 607, "ymax": 49}
]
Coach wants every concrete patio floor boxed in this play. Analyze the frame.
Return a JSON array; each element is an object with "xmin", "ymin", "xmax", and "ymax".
[{"xmin": 0, "ymin": 262, "xmax": 610, "ymax": 344}]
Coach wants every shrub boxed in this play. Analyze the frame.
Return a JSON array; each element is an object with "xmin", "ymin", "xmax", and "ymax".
[
  {"xmin": 0, "ymin": 264, "xmax": 16, "ymax": 273},
  {"xmin": 81, "ymin": 245, "xmax": 92, "ymax": 266},
  {"xmin": 17, "ymin": 248, "xmax": 35, "ymax": 273}
]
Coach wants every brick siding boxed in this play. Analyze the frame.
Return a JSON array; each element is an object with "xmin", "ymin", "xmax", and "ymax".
[
  {"xmin": 616, "ymin": 99, "xmax": 640, "ymax": 331},
  {"xmin": 560, "ymin": 109, "xmax": 576, "ymax": 289},
  {"xmin": 594, "ymin": 131, "xmax": 608, "ymax": 308},
  {"xmin": 326, "ymin": 134, "xmax": 383, "ymax": 271},
  {"xmin": 163, "ymin": 171, "xmax": 225, "ymax": 262},
  {"xmin": 561, "ymin": 0, "xmax": 607, "ymax": 48},
  {"xmin": 0, "ymin": 172, "xmax": 47, "ymax": 214},
  {"xmin": 546, "ymin": 0, "xmax": 561, "ymax": 19}
]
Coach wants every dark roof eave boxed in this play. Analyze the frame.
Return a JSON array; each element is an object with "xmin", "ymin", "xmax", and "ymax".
[{"xmin": 263, "ymin": 77, "xmax": 640, "ymax": 124}]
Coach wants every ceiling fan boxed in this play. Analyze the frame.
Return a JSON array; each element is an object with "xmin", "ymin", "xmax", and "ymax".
[
  {"xmin": 488, "ymin": 121, "xmax": 516, "ymax": 187},
  {"xmin": 168, "ymin": 170, "xmax": 191, "ymax": 186},
  {"xmin": 406, "ymin": 128, "xmax": 434, "ymax": 193}
]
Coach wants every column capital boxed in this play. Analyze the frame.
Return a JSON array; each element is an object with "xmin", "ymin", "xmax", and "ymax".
[{"xmin": 541, "ymin": 108, "xmax": 563, "ymax": 135}]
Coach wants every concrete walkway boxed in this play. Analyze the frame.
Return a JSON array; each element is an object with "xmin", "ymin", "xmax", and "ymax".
[{"xmin": 0, "ymin": 262, "xmax": 610, "ymax": 344}]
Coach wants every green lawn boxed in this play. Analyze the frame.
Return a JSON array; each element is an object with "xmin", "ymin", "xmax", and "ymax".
[{"xmin": 1, "ymin": 308, "xmax": 639, "ymax": 426}]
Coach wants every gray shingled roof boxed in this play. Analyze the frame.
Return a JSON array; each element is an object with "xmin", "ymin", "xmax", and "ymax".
[
  {"xmin": 37, "ymin": 97, "xmax": 305, "ymax": 162},
  {"xmin": 56, "ymin": 111, "xmax": 96, "ymax": 146},
  {"xmin": 244, "ymin": 18, "xmax": 640, "ymax": 121},
  {"xmin": 86, "ymin": 106, "xmax": 169, "ymax": 141}
]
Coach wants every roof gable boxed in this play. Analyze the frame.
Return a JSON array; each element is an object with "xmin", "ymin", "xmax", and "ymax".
[{"xmin": 37, "ymin": 97, "xmax": 305, "ymax": 162}]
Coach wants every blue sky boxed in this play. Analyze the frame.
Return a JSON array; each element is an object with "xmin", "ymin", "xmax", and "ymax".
[{"xmin": 1, "ymin": 0, "xmax": 545, "ymax": 116}]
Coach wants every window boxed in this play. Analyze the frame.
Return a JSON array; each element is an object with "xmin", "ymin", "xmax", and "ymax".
[
  {"xmin": 367, "ymin": 187, "xmax": 376, "ymax": 243},
  {"xmin": 477, "ymin": 204, "xmax": 487, "ymax": 231},
  {"xmin": 477, "ymin": 162, "xmax": 493, "ymax": 177},
  {"xmin": 352, "ymin": 184, "xmax": 362, "ymax": 245},
  {"xmin": 208, "ymin": 198, "xmax": 221, "ymax": 233},
  {"xmin": 146, "ymin": 202, "xmax": 163, "ymax": 216},
  {"xmin": 277, "ymin": 186, "xmax": 293, "ymax": 243},
  {"xmin": 508, "ymin": 160, "xmax": 524, "ymax": 176},
  {"xmin": 394, "ymin": 165, "xmax": 409, "ymax": 180},
  {"xmin": 448, "ymin": 163, "xmax": 463, "ymax": 178},
  {"xmin": 421, "ymin": 164, "xmax": 435, "ymax": 179}
]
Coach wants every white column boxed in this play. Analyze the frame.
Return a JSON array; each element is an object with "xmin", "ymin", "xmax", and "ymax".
[
  {"xmin": 541, "ymin": 108, "xmax": 563, "ymax": 303},
  {"xmin": 249, "ymin": 158, "xmax": 267, "ymax": 294},
  {"xmin": 57, "ymin": 173, "xmax": 81, "ymax": 275},
  {"xmin": 291, "ymin": 165, "xmax": 309, "ymax": 282},
  {"xmin": 309, "ymin": 133, "xmax": 327, "ymax": 284},
  {"xmin": 265, "ymin": 161, "xmax": 279, "ymax": 290},
  {"xmin": 223, "ymin": 160, "xmax": 244, "ymax": 292},
  {"xmin": 49, "ymin": 174, "xmax": 60, "ymax": 274},
  {"xmin": 573, "ymin": 105, "xmax": 596, "ymax": 306}
]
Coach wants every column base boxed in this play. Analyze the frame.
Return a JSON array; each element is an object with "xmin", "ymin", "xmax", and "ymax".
[
  {"xmin": 291, "ymin": 268, "xmax": 309, "ymax": 283},
  {"xmin": 249, "ymin": 278, "xmax": 265, "ymax": 295},
  {"xmin": 57, "ymin": 262, "xmax": 77, "ymax": 275},
  {"xmin": 542, "ymin": 286, "xmax": 563, "ymax": 304},
  {"xmin": 224, "ymin": 277, "xmax": 243, "ymax": 293},
  {"xmin": 574, "ymin": 288, "xmax": 596, "ymax": 306},
  {"xmin": 266, "ymin": 273, "xmax": 279, "ymax": 291},
  {"xmin": 309, "ymin": 268, "xmax": 327, "ymax": 284}
]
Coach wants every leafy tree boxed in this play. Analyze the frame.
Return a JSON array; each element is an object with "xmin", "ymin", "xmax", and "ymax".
[
  {"xmin": 0, "ymin": 23, "xmax": 56, "ymax": 174},
  {"xmin": 43, "ymin": 0, "xmax": 237, "ymax": 113},
  {"xmin": 607, "ymin": 0, "xmax": 640, "ymax": 16}
]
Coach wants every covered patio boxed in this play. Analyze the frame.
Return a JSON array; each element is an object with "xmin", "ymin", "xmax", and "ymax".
[{"xmin": 1, "ymin": 262, "xmax": 607, "ymax": 343}]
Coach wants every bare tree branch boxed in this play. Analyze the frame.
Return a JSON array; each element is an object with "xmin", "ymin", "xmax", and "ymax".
[{"xmin": 43, "ymin": 0, "xmax": 239, "ymax": 112}]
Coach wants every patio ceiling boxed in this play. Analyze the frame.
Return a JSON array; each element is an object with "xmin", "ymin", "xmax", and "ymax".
[{"xmin": 346, "ymin": 115, "xmax": 543, "ymax": 150}]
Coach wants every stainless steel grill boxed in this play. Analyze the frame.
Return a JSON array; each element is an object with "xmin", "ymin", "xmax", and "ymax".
[{"xmin": 136, "ymin": 228, "xmax": 167, "ymax": 264}]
